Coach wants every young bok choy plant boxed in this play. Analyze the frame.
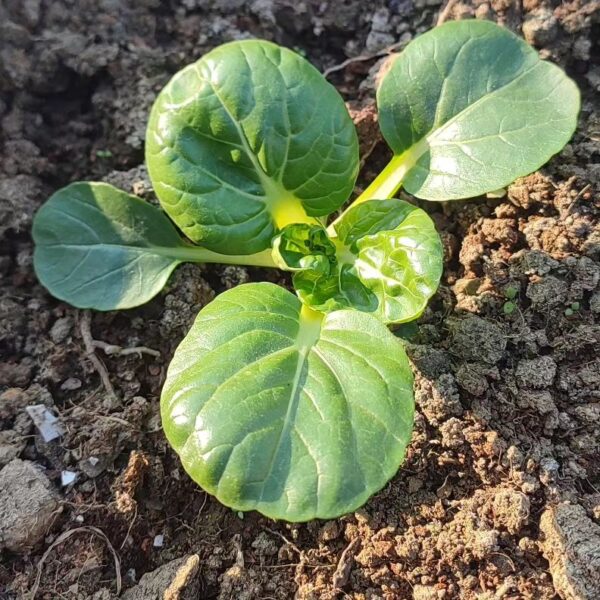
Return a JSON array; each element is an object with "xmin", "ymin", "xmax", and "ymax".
[{"xmin": 32, "ymin": 20, "xmax": 579, "ymax": 521}]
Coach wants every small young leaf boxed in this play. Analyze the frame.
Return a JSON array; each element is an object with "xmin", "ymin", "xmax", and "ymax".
[
  {"xmin": 161, "ymin": 282, "xmax": 414, "ymax": 521},
  {"xmin": 146, "ymin": 40, "xmax": 359, "ymax": 255},
  {"xmin": 377, "ymin": 20, "xmax": 580, "ymax": 200},
  {"xmin": 33, "ymin": 182, "xmax": 187, "ymax": 310},
  {"xmin": 274, "ymin": 200, "xmax": 443, "ymax": 324},
  {"xmin": 272, "ymin": 224, "xmax": 335, "ymax": 274}
]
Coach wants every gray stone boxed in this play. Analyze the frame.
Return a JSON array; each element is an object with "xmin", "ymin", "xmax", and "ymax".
[
  {"xmin": 540, "ymin": 504, "xmax": 600, "ymax": 600},
  {"xmin": 121, "ymin": 555, "xmax": 200, "ymax": 599},
  {"xmin": 50, "ymin": 317, "xmax": 73, "ymax": 344},
  {"xmin": 0, "ymin": 459, "xmax": 60, "ymax": 552}
]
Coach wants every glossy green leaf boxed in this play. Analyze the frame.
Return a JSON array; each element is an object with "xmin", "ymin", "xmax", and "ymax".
[
  {"xmin": 377, "ymin": 20, "xmax": 580, "ymax": 200},
  {"xmin": 161, "ymin": 282, "xmax": 414, "ymax": 521},
  {"xmin": 273, "ymin": 200, "xmax": 443, "ymax": 324},
  {"xmin": 33, "ymin": 182, "xmax": 280, "ymax": 311},
  {"xmin": 146, "ymin": 40, "xmax": 359, "ymax": 255},
  {"xmin": 32, "ymin": 182, "xmax": 190, "ymax": 310}
]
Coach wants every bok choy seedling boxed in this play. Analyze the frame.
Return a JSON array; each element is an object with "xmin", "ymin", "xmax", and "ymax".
[{"xmin": 32, "ymin": 20, "xmax": 579, "ymax": 521}]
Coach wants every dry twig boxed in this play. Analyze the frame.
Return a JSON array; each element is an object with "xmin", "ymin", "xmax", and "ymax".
[
  {"xmin": 79, "ymin": 311, "xmax": 161, "ymax": 406},
  {"xmin": 114, "ymin": 450, "xmax": 149, "ymax": 515},
  {"xmin": 566, "ymin": 183, "xmax": 591, "ymax": 215},
  {"xmin": 264, "ymin": 527, "xmax": 304, "ymax": 557},
  {"xmin": 323, "ymin": 40, "xmax": 406, "ymax": 78},
  {"xmin": 332, "ymin": 538, "xmax": 361, "ymax": 591},
  {"xmin": 29, "ymin": 526, "xmax": 122, "ymax": 599},
  {"xmin": 92, "ymin": 339, "xmax": 160, "ymax": 358}
]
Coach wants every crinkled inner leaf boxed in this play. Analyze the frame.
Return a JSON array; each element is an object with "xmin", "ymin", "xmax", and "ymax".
[
  {"xmin": 272, "ymin": 224, "xmax": 335, "ymax": 274},
  {"xmin": 32, "ymin": 182, "xmax": 185, "ymax": 310},
  {"xmin": 377, "ymin": 20, "xmax": 580, "ymax": 200},
  {"xmin": 146, "ymin": 40, "xmax": 359, "ymax": 255},
  {"xmin": 161, "ymin": 282, "xmax": 414, "ymax": 521},
  {"xmin": 273, "ymin": 200, "xmax": 443, "ymax": 324}
]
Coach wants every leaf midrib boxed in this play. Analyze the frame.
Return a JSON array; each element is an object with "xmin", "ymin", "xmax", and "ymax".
[
  {"xmin": 396, "ymin": 59, "xmax": 543, "ymax": 166},
  {"xmin": 257, "ymin": 307, "xmax": 323, "ymax": 502},
  {"xmin": 195, "ymin": 62, "xmax": 290, "ymax": 202},
  {"xmin": 191, "ymin": 57, "xmax": 315, "ymax": 228},
  {"xmin": 41, "ymin": 242, "xmax": 187, "ymax": 261}
]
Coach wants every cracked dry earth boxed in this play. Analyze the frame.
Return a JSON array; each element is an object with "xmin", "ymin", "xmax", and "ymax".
[{"xmin": 1, "ymin": 0, "xmax": 599, "ymax": 599}]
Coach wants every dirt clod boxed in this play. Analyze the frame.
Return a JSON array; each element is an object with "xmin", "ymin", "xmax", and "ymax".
[
  {"xmin": 0, "ymin": 458, "xmax": 60, "ymax": 552},
  {"xmin": 516, "ymin": 356, "xmax": 558, "ymax": 389},
  {"xmin": 523, "ymin": 7, "xmax": 558, "ymax": 46},
  {"xmin": 540, "ymin": 504, "xmax": 600, "ymax": 600},
  {"xmin": 527, "ymin": 275, "xmax": 569, "ymax": 308},
  {"xmin": 450, "ymin": 316, "xmax": 506, "ymax": 364},
  {"xmin": 413, "ymin": 585, "xmax": 440, "ymax": 600},
  {"xmin": 491, "ymin": 489, "xmax": 530, "ymax": 534},
  {"xmin": 121, "ymin": 554, "xmax": 201, "ymax": 600}
]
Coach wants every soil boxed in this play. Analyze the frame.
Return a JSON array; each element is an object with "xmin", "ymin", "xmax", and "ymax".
[{"xmin": 1, "ymin": 0, "xmax": 599, "ymax": 599}]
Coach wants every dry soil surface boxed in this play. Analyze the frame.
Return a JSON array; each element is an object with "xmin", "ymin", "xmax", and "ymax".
[{"xmin": 1, "ymin": 0, "xmax": 599, "ymax": 599}]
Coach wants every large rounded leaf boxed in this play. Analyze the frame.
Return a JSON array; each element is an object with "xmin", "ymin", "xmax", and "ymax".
[
  {"xmin": 273, "ymin": 200, "xmax": 443, "ymax": 324},
  {"xmin": 33, "ymin": 182, "xmax": 186, "ymax": 310},
  {"xmin": 161, "ymin": 283, "xmax": 414, "ymax": 521},
  {"xmin": 377, "ymin": 19, "xmax": 580, "ymax": 200},
  {"xmin": 146, "ymin": 40, "xmax": 359, "ymax": 255}
]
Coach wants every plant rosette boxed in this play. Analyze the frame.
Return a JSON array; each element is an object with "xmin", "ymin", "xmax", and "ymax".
[
  {"xmin": 32, "ymin": 20, "xmax": 579, "ymax": 521},
  {"xmin": 272, "ymin": 199, "xmax": 443, "ymax": 325}
]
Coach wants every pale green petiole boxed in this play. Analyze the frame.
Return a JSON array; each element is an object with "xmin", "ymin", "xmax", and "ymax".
[
  {"xmin": 270, "ymin": 148, "xmax": 417, "ymax": 265},
  {"xmin": 327, "ymin": 145, "xmax": 423, "ymax": 236},
  {"xmin": 350, "ymin": 153, "xmax": 412, "ymax": 206},
  {"xmin": 264, "ymin": 143, "xmax": 423, "ymax": 268},
  {"xmin": 164, "ymin": 245, "xmax": 279, "ymax": 268},
  {"xmin": 331, "ymin": 236, "xmax": 355, "ymax": 266}
]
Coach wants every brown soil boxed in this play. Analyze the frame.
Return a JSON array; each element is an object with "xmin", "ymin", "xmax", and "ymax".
[{"xmin": 1, "ymin": 1, "xmax": 599, "ymax": 599}]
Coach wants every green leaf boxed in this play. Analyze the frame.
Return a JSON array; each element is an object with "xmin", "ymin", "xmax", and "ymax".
[
  {"xmin": 33, "ymin": 182, "xmax": 188, "ymax": 310},
  {"xmin": 272, "ymin": 223, "xmax": 335, "ymax": 274},
  {"xmin": 146, "ymin": 40, "xmax": 359, "ymax": 255},
  {"xmin": 274, "ymin": 200, "xmax": 443, "ymax": 324},
  {"xmin": 377, "ymin": 20, "xmax": 580, "ymax": 200},
  {"xmin": 161, "ymin": 282, "xmax": 414, "ymax": 521}
]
